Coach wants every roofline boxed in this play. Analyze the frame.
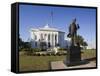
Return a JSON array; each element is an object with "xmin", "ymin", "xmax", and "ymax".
[{"xmin": 31, "ymin": 28, "xmax": 65, "ymax": 33}]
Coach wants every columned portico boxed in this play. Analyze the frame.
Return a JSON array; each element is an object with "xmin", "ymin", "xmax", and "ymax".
[{"xmin": 30, "ymin": 24, "xmax": 65, "ymax": 49}]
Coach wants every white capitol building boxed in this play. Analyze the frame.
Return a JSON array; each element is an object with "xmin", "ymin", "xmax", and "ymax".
[{"xmin": 30, "ymin": 24, "xmax": 70, "ymax": 49}]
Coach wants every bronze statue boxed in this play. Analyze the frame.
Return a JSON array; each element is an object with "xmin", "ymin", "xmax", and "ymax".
[
  {"xmin": 67, "ymin": 18, "xmax": 80, "ymax": 46},
  {"xmin": 66, "ymin": 18, "xmax": 82, "ymax": 66}
]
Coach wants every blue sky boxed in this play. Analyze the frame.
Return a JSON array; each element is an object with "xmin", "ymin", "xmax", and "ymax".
[{"xmin": 19, "ymin": 4, "xmax": 96, "ymax": 48}]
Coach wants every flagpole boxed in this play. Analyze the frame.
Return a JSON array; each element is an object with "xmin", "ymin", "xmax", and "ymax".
[{"xmin": 51, "ymin": 11, "xmax": 53, "ymax": 26}]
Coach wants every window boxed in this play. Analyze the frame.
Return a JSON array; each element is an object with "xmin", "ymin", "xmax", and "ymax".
[
  {"xmin": 45, "ymin": 34, "xmax": 47, "ymax": 36},
  {"xmin": 48, "ymin": 34, "xmax": 50, "ymax": 41},
  {"xmin": 48, "ymin": 42, "xmax": 51, "ymax": 47},
  {"xmin": 55, "ymin": 34, "xmax": 57, "ymax": 41},
  {"xmin": 55, "ymin": 34, "xmax": 57, "ymax": 46},
  {"xmin": 45, "ymin": 34, "xmax": 47, "ymax": 40},
  {"xmin": 35, "ymin": 42, "xmax": 37, "ymax": 47},
  {"xmin": 35, "ymin": 35, "xmax": 37, "ymax": 40},
  {"xmin": 41, "ymin": 34, "xmax": 43, "ymax": 40}
]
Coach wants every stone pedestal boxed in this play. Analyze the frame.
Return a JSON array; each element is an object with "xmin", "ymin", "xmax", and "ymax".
[{"xmin": 66, "ymin": 46, "xmax": 82, "ymax": 66}]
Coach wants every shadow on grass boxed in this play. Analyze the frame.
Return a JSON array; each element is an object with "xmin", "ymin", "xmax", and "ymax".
[{"xmin": 84, "ymin": 57, "xmax": 96, "ymax": 62}]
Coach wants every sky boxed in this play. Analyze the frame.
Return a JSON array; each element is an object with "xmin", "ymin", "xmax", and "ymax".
[{"xmin": 19, "ymin": 4, "xmax": 96, "ymax": 48}]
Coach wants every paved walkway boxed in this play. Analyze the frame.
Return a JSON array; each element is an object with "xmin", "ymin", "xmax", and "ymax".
[{"xmin": 51, "ymin": 61, "xmax": 96, "ymax": 70}]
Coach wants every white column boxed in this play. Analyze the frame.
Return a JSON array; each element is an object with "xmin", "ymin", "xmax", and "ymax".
[
  {"xmin": 50, "ymin": 33, "xmax": 52, "ymax": 47},
  {"xmin": 52, "ymin": 33, "xmax": 54, "ymax": 47},
  {"xmin": 57, "ymin": 33, "xmax": 58, "ymax": 45},
  {"xmin": 54, "ymin": 33, "xmax": 55, "ymax": 47},
  {"xmin": 52, "ymin": 33, "xmax": 55, "ymax": 47},
  {"xmin": 46, "ymin": 33, "xmax": 48, "ymax": 48}
]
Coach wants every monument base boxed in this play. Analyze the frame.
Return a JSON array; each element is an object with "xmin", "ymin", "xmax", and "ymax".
[
  {"xmin": 66, "ymin": 45, "xmax": 84, "ymax": 66},
  {"xmin": 65, "ymin": 60, "xmax": 88, "ymax": 66}
]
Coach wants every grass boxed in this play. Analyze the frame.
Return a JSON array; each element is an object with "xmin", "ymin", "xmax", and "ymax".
[
  {"xmin": 19, "ymin": 49, "xmax": 96, "ymax": 71},
  {"xmin": 82, "ymin": 49, "xmax": 96, "ymax": 59},
  {"xmin": 19, "ymin": 55, "xmax": 65, "ymax": 71}
]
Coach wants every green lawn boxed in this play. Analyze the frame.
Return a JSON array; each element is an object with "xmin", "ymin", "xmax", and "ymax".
[
  {"xmin": 82, "ymin": 49, "xmax": 96, "ymax": 59},
  {"xmin": 19, "ymin": 49, "xmax": 96, "ymax": 71}
]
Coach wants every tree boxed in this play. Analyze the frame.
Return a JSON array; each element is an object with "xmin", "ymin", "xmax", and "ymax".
[
  {"xmin": 19, "ymin": 37, "xmax": 32, "ymax": 51},
  {"xmin": 23, "ymin": 42, "xmax": 31, "ymax": 49},
  {"xmin": 19, "ymin": 37, "xmax": 24, "ymax": 50},
  {"xmin": 23, "ymin": 42, "xmax": 33, "ymax": 55},
  {"xmin": 75, "ymin": 35, "xmax": 88, "ymax": 49},
  {"xmin": 82, "ymin": 41, "xmax": 88, "ymax": 49},
  {"xmin": 75, "ymin": 35, "xmax": 84, "ymax": 45}
]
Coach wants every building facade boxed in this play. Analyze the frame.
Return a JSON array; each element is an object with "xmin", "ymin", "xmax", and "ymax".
[{"xmin": 30, "ymin": 24, "xmax": 67, "ymax": 48}]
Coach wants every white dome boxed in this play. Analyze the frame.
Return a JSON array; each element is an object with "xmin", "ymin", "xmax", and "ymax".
[{"xmin": 44, "ymin": 24, "xmax": 49, "ymax": 28}]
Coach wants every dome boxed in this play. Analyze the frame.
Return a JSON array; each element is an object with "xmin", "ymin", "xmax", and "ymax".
[
  {"xmin": 31, "ymin": 24, "xmax": 65, "ymax": 33},
  {"xmin": 39, "ymin": 24, "xmax": 58, "ymax": 31},
  {"xmin": 44, "ymin": 24, "xmax": 49, "ymax": 28}
]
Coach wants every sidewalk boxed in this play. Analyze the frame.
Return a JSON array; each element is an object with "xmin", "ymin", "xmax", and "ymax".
[{"xmin": 51, "ymin": 61, "xmax": 96, "ymax": 70}]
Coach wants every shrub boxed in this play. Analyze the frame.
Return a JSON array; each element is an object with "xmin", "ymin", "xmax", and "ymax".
[
  {"xmin": 47, "ymin": 53, "xmax": 50, "ymax": 56},
  {"xmin": 56, "ymin": 52, "xmax": 61, "ymax": 56},
  {"xmin": 32, "ymin": 48, "xmax": 41, "ymax": 52},
  {"xmin": 41, "ymin": 53, "xmax": 46, "ymax": 56},
  {"xmin": 36, "ymin": 53, "xmax": 41, "ymax": 56},
  {"xmin": 58, "ymin": 48, "xmax": 67, "ymax": 51},
  {"xmin": 20, "ymin": 48, "xmax": 27, "ymax": 51},
  {"xmin": 48, "ymin": 53, "xmax": 52, "ymax": 56},
  {"xmin": 56, "ymin": 52, "xmax": 66, "ymax": 56},
  {"xmin": 32, "ymin": 53, "xmax": 36, "ymax": 56},
  {"xmin": 60, "ymin": 52, "xmax": 66, "ymax": 55},
  {"xmin": 26, "ymin": 49, "xmax": 33, "ymax": 55}
]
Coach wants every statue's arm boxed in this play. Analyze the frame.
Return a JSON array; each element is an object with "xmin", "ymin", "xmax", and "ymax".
[{"xmin": 77, "ymin": 24, "xmax": 80, "ymax": 29}]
